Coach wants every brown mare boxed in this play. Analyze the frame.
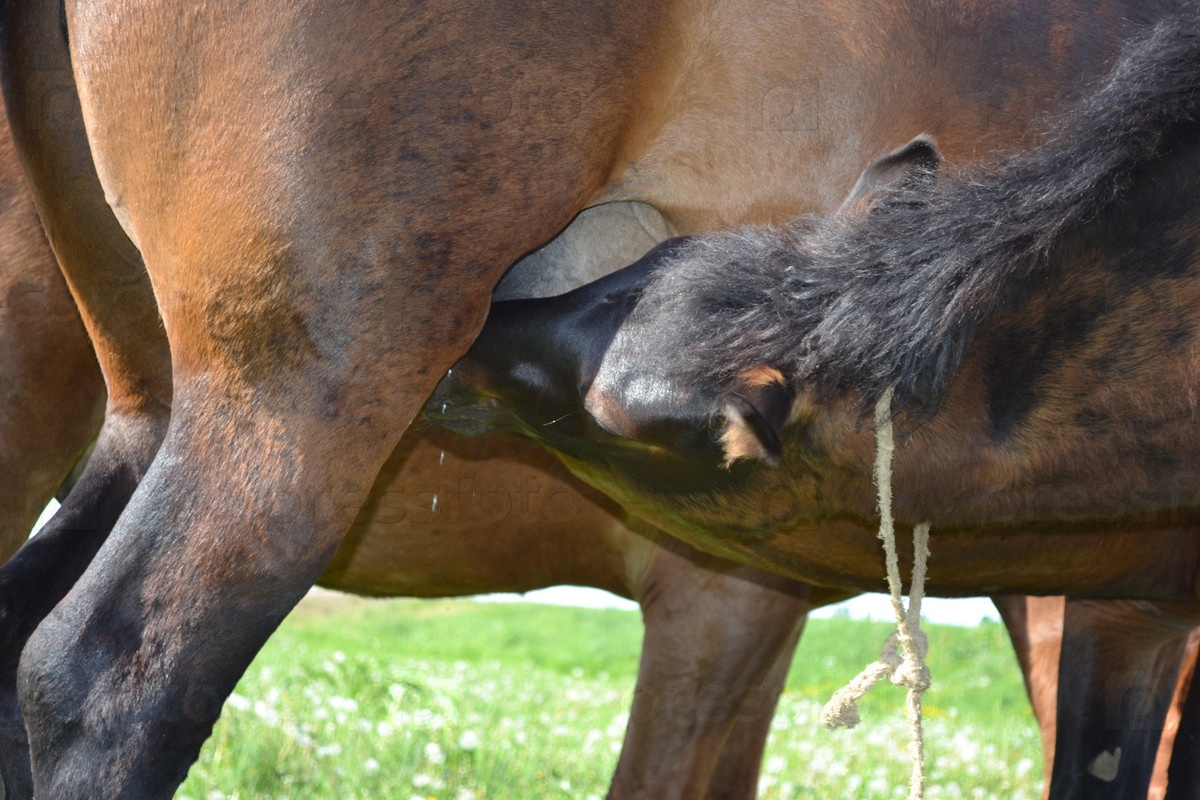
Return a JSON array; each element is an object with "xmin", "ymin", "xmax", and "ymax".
[
  {"xmin": 0, "ymin": 104, "xmax": 1176, "ymax": 800},
  {"xmin": 0, "ymin": 0, "xmax": 1189, "ymax": 796},
  {"xmin": 0, "ymin": 115, "xmax": 815, "ymax": 797},
  {"xmin": 432, "ymin": 9, "xmax": 1200, "ymax": 797},
  {"xmin": 0, "ymin": 169, "xmax": 1192, "ymax": 800},
  {"xmin": 1, "ymin": 114, "xmax": 1179, "ymax": 800}
]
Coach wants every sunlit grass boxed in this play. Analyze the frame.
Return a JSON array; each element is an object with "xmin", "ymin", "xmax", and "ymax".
[{"xmin": 178, "ymin": 595, "xmax": 1041, "ymax": 800}]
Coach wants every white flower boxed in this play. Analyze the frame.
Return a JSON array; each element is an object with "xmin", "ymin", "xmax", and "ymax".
[
  {"xmin": 459, "ymin": 730, "xmax": 480, "ymax": 751},
  {"xmin": 364, "ymin": 758, "xmax": 380, "ymax": 773},
  {"xmin": 329, "ymin": 696, "xmax": 359, "ymax": 714},
  {"xmin": 413, "ymin": 773, "xmax": 433, "ymax": 788},
  {"xmin": 424, "ymin": 741, "xmax": 446, "ymax": 764},
  {"xmin": 252, "ymin": 700, "xmax": 280, "ymax": 728},
  {"xmin": 315, "ymin": 743, "xmax": 342, "ymax": 758},
  {"xmin": 225, "ymin": 693, "xmax": 250, "ymax": 712}
]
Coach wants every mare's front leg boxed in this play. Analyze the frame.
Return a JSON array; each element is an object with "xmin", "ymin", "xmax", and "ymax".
[{"xmin": 1044, "ymin": 598, "xmax": 1196, "ymax": 800}]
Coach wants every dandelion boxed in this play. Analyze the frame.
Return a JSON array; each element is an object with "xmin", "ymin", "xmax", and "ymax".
[
  {"xmin": 329, "ymin": 696, "xmax": 360, "ymax": 714},
  {"xmin": 377, "ymin": 721, "xmax": 396, "ymax": 738},
  {"xmin": 424, "ymin": 742, "xmax": 446, "ymax": 764},
  {"xmin": 252, "ymin": 700, "xmax": 281, "ymax": 728},
  {"xmin": 315, "ymin": 743, "xmax": 342, "ymax": 758},
  {"xmin": 459, "ymin": 730, "xmax": 480, "ymax": 751},
  {"xmin": 364, "ymin": 758, "xmax": 381, "ymax": 773},
  {"xmin": 225, "ymin": 693, "xmax": 250, "ymax": 712},
  {"xmin": 413, "ymin": 773, "xmax": 433, "ymax": 788}
]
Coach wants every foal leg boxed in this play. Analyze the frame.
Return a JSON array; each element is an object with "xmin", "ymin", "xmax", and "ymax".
[
  {"xmin": 700, "ymin": 587, "xmax": 851, "ymax": 800},
  {"xmin": 611, "ymin": 531, "xmax": 809, "ymax": 800}
]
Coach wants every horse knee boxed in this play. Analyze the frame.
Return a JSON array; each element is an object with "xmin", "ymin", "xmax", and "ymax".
[{"xmin": 17, "ymin": 613, "xmax": 84, "ymax": 746}]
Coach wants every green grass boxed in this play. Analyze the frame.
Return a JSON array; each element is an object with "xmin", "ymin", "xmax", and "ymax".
[{"xmin": 178, "ymin": 595, "xmax": 1042, "ymax": 800}]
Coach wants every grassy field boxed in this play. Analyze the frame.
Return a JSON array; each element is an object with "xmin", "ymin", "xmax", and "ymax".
[{"xmin": 179, "ymin": 594, "xmax": 1042, "ymax": 800}]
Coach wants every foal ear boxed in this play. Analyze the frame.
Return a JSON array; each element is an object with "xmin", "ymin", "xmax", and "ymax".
[
  {"xmin": 837, "ymin": 135, "xmax": 941, "ymax": 217},
  {"xmin": 718, "ymin": 366, "xmax": 795, "ymax": 468}
]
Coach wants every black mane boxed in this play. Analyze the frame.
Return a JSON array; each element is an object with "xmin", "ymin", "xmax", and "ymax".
[{"xmin": 636, "ymin": 3, "xmax": 1200, "ymax": 414}]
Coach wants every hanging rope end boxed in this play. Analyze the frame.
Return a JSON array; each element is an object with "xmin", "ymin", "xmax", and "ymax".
[{"xmin": 820, "ymin": 691, "xmax": 863, "ymax": 730}]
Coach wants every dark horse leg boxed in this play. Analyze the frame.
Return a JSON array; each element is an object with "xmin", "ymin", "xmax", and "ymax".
[
  {"xmin": 1047, "ymin": 599, "xmax": 1195, "ymax": 799},
  {"xmin": 997, "ymin": 596, "xmax": 1199, "ymax": 800},
  {"xmin": 0, "ymin": 0, "xmax": 172, "ymax": 795}
]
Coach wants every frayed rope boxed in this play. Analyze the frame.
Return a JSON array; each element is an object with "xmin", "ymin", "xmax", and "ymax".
[{"xmin": 819, "ymin": 387, "xmax": 932, "ymax": 800}]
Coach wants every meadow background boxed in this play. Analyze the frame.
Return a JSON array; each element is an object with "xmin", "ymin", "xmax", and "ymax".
[{"xmin": 177, "ymin": 593, "xmax": 1042, "ymax": 800}]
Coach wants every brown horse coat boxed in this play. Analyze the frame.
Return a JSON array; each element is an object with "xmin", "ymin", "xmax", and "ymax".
[{"xmin": 0, "ymin": 0, "xmax": 1188, "ymax": 797}]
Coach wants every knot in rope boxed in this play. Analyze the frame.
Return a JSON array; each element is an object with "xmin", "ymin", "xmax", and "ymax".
[{"xmin": 819, "ymin": 389, "xmax": 932, "ymax": 800}]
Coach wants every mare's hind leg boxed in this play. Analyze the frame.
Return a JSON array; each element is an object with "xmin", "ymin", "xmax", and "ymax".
[
  {"xmin": 18, "ymin": 380, "xmax": 417, "ymax": 797},
  {"xmin": 0, "ymin": 417, "xmax": 164, "ymax": 797},
  {"xmin": 24, "ymin": 0, "xmax": 646, "ymax": 789},
  {"xmin": 0, "ymin": 0, "xmax": 172, "ymax": 794},
  {"xmin": 0, "ymin": 140, "xmax": 104, "ymax": 564},
  {"xmin": 0, "ymin": 107, "xmax": 108, "ymax": 794}
]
